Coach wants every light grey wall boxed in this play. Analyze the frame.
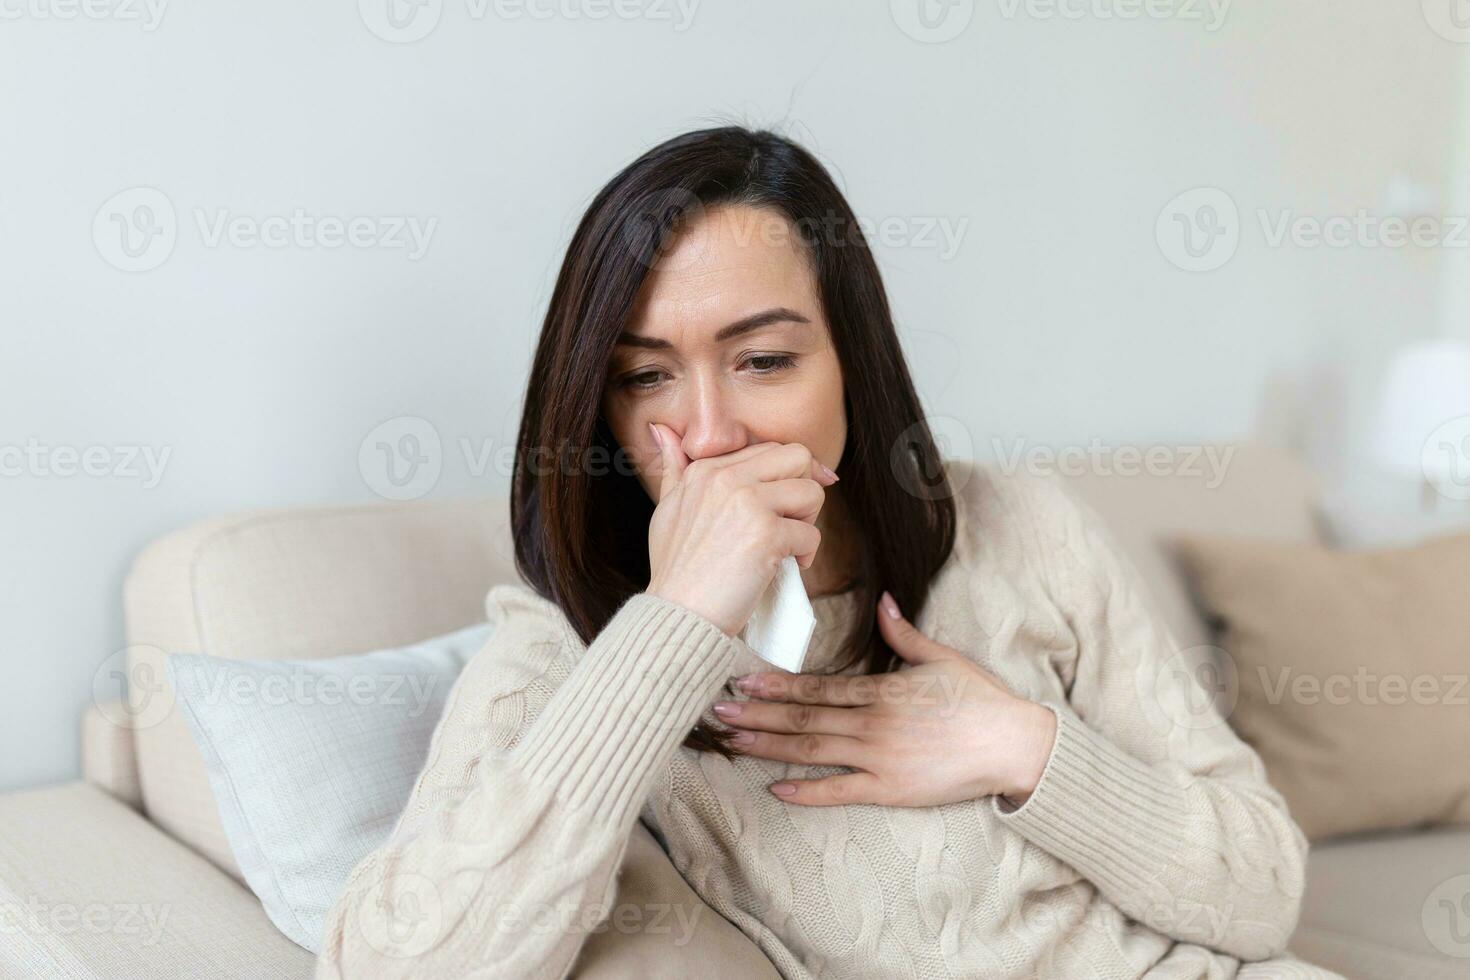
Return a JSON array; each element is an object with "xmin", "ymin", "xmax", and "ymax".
[{"xmin": 0, "ymin": 1, "xmax": 1462, "ymax": 791}]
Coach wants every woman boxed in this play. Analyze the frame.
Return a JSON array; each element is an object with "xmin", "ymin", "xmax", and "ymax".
[{"xmin": 317, "ymin": 127, "xmax": 1338, "ymax": 978}]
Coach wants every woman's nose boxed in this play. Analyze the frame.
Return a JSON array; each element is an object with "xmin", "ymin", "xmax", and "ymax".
[
  {"xmin": 675, "ymin": 385, "xmax": 748, "ymax": 461},
  {"xmin": 678, "ymin": 419, "xmax": 748, "ymax": 461}
]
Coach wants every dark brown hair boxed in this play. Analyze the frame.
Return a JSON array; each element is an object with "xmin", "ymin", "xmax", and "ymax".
[{"xmin": 510, "ymin": 125, "xmax": 957, "ymax": 757}]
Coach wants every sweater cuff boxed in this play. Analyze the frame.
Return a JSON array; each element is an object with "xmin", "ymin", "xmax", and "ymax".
[
  {"xmin": 991, "ymin": 702, "xmax": 1189, "ymax": 902},
  {"xmin": 508, "ymin": 592, "xmax": 741, "ymax": 821}
]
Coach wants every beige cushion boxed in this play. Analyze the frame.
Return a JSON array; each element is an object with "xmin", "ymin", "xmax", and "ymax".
[
  {"xmin": 0, "ymin": 781, "xmax": 314, "ymax": 978},
  {"xmin": 1176, "ymin": 531, "xmax": 1470, "ymax": 841},
  {"xmin": 122, "ymin": 497, "xmax": 516, "ymax": 880},
  {"xmin": 1292, "ymin": 825, "xmax": 1470, "ymax": 980}
]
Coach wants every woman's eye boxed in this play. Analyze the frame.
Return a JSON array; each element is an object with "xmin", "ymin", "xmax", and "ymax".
[
  {"xmin": 617, "ymin": 356, "xmax": 795, "ymax": 392},
  {"xmin": 621, "ymin": 370, "xmax": 666, "ymax": 390},
  {"xmin": 745, "ymin": 354, "xmax": 796, "ymax": 374}
]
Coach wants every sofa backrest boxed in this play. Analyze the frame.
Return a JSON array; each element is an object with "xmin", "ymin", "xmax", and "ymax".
[
  {"xmin": 118, "ymin": 443, "xmax": 1323, "ymax": 881},
  {"xmin": 1055, "ymin": 444, "xmax": 1323, "ymax": 649}
]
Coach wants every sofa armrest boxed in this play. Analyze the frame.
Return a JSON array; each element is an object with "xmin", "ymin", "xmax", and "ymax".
[{"xmin": 81, "ymin": 701, "xmax": 143, "ymax": 810}]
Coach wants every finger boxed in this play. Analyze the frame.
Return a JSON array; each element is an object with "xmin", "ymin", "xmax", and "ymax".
[
  {"xmin": 876, "ymin": 591, "xmax": 954, "ymax": 665},
  {"xmin": 712, "ymin": 698, "xmax": 868, "ymax": 737},
  {"xmin": 776, "ymin": 517, "xmax": 822, "ymax": 570},
  {"xmin": 768, "ymin": 772, "xmax": 887, "ymax": 807},
  {"xmin": 653, "ymin": 438, "xmax": 834, "ymax": 495},
  {"xmin": 729, "ymin": 442, "xmax": 837, "ymax": 488},
  {"xmin": 675, "ymin": 440, "xmax": 804, "ymax": 491},
  {"xmin": 738, "ymin": 670, "xmax": 878, "ymax": 707},
  {"xmin": 726, "ymin": 729, "xmax": 869, "ymax": 769},
  {"xmin": 685, "ymin": 438, "xmax": 784, "ymax": 473},
  {"xmin": 752, "ymin": 478, "xmax": 826, "ymax": 525},
  {"xmin": 649, "ymin": 422, "xmax": 689, "ymax": 504}
]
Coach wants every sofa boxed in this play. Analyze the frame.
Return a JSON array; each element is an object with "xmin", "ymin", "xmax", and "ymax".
[{"xmin": 2, "ymin": 444, "xmax": 1465, "ymax": 978}]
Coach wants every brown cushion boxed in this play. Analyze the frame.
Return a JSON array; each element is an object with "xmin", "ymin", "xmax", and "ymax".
[{"xmin": 1176, "ymin": 532, "xmax": 1470, "ymax": 841}]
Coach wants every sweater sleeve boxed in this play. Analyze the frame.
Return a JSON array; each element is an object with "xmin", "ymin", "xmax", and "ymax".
[
  {"xmin": 987, "ymin": 473, "xmax": 1309, "ymax": 963},
  {"xmin": 314, "ymin": 588, "xmax": 743, "ymax": 980}
]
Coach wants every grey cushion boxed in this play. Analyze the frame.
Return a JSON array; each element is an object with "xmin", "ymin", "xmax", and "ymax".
[{"xmin": 121, "ymin": 497, "xmax": 516, "ymax": 881}]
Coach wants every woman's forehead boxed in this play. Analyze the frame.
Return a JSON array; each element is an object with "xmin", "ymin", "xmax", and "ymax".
[{"xmin": 627, "ymin": 207, "xmax": 821, "ymax": 344}]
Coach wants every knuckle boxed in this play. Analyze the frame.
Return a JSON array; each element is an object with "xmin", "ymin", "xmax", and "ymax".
[
  {"xmin": 798, "ymin": 733, "xmax": 823, "ymax": 762},
  {"xmin": 788, "ymin": 703, "xmax": 814, "ymax": 730}
]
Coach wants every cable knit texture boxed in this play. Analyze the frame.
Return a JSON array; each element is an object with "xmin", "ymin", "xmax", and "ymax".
[{"xmin": 315, "ymin": 460, "xmax": 1341, "ymax": 979}]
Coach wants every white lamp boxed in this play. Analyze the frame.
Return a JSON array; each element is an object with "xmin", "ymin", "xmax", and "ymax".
[{"xmin": 1370, "ymin": 338, "xmax": 1470, "ymax": 509}]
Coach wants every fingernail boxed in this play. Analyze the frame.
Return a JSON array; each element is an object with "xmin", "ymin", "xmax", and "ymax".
[
  {"xmin": 770, "ymin": 782, "xmax": 796, "ymax": 796},
  {"xmin": 712, "ymin": 702, "xmax": 742, "ymax": 718},
  {"xmin": 731, "ymin": 730, "xmax": 755, "ymax": 745},
  {"xmin": 648, "ymin": 422, "xmax": 662, "ymax": 450},
  {"xmin": 819, "ymin": 463, "xmax": 839, "ymax": 482},
  {"xmin": 734, "ymin": 674, "xmax": 760, "ymax": 692},
  {"xmin": 880, "ymin": 590, "xmax": 901, "ymax": 619}
]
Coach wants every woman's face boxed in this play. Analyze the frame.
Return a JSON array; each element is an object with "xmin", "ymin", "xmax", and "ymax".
[{"xmin": 601, "ymin": 204, "xmax": 848, "ymax": 502}]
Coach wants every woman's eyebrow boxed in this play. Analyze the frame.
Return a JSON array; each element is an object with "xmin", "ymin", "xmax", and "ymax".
[{"xmin": 615, "ymin": 307, "xmax": 811, "ymax": 349}]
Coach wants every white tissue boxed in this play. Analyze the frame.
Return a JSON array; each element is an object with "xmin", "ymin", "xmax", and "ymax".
[{"xmin": 739, "ymin": 555, "xmax": 816, "ymax": 673}]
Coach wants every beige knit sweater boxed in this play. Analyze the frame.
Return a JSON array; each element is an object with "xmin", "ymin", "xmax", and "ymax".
[{"xmin": 316, "ymin": 460, "xmax": 1341, "ymax": 979}]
